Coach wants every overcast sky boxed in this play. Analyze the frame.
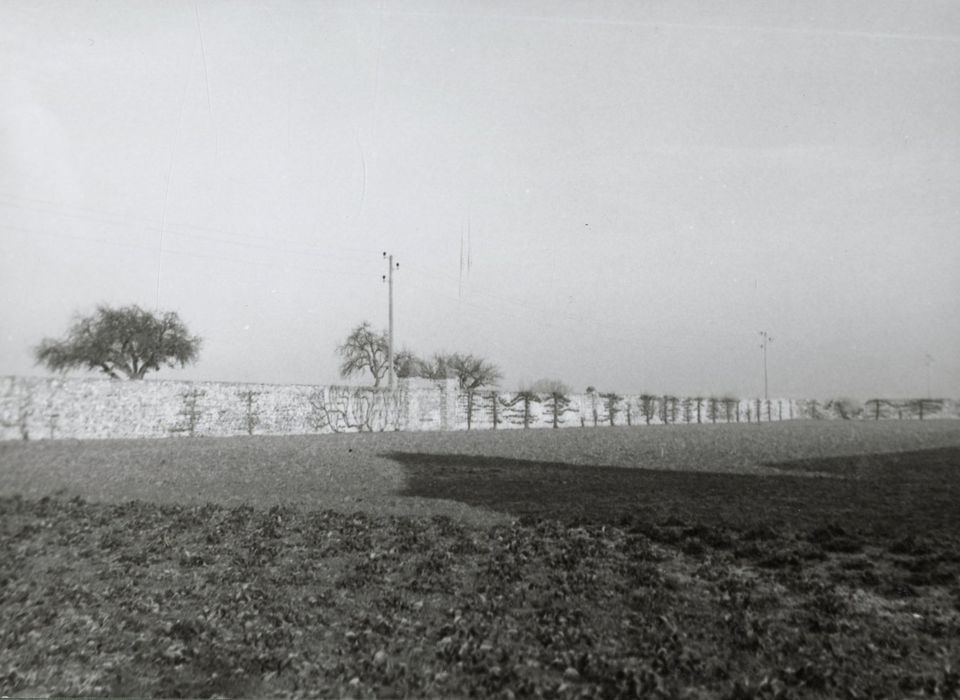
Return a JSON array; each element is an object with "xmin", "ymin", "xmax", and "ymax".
[{"xmin": 2, "ymin": 1, "xmax": 958, "ymax": 398}]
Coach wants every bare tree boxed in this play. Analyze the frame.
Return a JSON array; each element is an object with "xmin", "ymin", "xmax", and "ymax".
[
  {"xmin": 406, "ymin": 352, "xmax": 452, "ymax": 380},
  {"xmin": 639, "ymin": 394, "xmax": 657, "ymax": 425},
  {"xmin": 448, "ymin": 353, "xmax": 502, "ymax": 390},
  {"xmin": 587, "ymin": 387, "xmax": 600, "ymax": 426},
  {"xmin": 337, "ymin": 322, "xmax": 390, "ymax": 387},
  {"xmin": 394, "ymin": 348, "xmax": 425, "ymax": 379},
  {"xmin": 543, "ymin": 390, "xmax": 573, "ymax": 429},
  {"xmin": 529, "ymin": 378, "xmax": 571, "ymax": 395},
  {"xmin": 463, "ymin": 389, "xmax": 479, "ymax": 430},
  {"xmin": 681, "ymin": 397, "xmax": 693, "ymax": 424},
  {"xmin": 526, "ymin": 380, "xmax": 573, "ymax": 429},
  {"xmin": 602, "ymin": 392, "xmax": 623, "ymax": 426},
  {"xmin": 720, "ymin": 395, "xmax": 738, "ymax": 423},
  {"xmin": 502, "ymin": 390, "xmax": 540, "ymax": 429},
  {"xmin": 397, "ymin": 351, "xmax": 500, "ymax": 393},
  {"xmin": 238, "ymin": 390, "xmax": 260, "ymax": 435},
  {"xmin": 170, "ymin": 389, "xmax": 205, "ymax": 437},
  {"xmin": 34, "ymin": 305, "xmax": 201, "ymax": 380},
  {"xmin": 912, "ymin": 398, "xmax": 944, "ymax": 421},
  {"xmin": 707, "ymin": 397, "xmax": 720, "ymax": 424},
  {"xmin": 487, "ymin": 390, "xmax": 503, "ymax": 429},
  {"xmin": 825, "ymin": 398, "xmax": 861, "ymax": 420},
  {"xmin": 662, "ymin": 395, "xmax": 679, "ymax": 424},
  {"xmin": 865, "ymin": 398, "xmax": 885, "ymax": 421}
]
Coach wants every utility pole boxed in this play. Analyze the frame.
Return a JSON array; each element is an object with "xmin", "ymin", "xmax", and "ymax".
[
  {"xmin": 759, "ymin": 331, "xmax": 773, "ymax": 400},
  {"xmin": 924, "ymin": 354, "xmax": 934, "ymax": 399},
  {"xmin": 382, "ymin": 252, "xmax": 399, "ymax": 389}
]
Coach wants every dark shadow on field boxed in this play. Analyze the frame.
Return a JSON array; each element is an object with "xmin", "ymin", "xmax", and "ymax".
[
  {"xmin": 388, "ymin": 447, "xmax": 960, "ymax": 534},
  {"xmin": 760, "ymin": 446, "xmax": 960, "ymax": 476}
]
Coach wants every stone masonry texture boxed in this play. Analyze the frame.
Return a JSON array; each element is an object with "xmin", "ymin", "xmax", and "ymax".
[{"xmin": 1, "ymin": 376, "xmax": 957, "ymax": 441}]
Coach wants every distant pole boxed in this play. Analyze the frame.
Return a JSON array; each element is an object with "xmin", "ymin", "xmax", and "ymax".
[
  {"xmin": 924, "ymin": 354, "xmax": 934, "ymax": 399},
  {"xmin": 383, "ymin": 252, "xmax": 398, "ymax": 389},
  {"xmin": 759, "ymin": 331, "xmax": 773, "ymax": 400}
]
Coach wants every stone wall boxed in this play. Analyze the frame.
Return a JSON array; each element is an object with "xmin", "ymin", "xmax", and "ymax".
[
  {"xmin": 0, "ymin": 375, "xmax": 957, "ymax": 441},
  {"xmin": 0, "ymin": 376, "xmax": 458, "ymax": 441},
  {"xmin": 447, "ymin": 393, "xmax": 960, "ymax": 430}
]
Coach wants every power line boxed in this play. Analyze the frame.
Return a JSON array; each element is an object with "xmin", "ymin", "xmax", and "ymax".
[
  {"xmin": 156, "ymin": 27, "xmax": 195, "ymax": 312},
  {"xmin": 412, "ymin": 283, "xmax": 647, "ymax": 349},
  {"xmin": 0, "ymin": 222, "xmax": 370, "ymax": 279},
  {"xmin": 402, "ymin": 274, "xmax": 681, "ymax": 351},
  {"xmin": 364, "ymin": 8, "xmax": 960, "ymax": 44},
  {"xmin": 0, "ymin": 197, "xmax": 376, "ymax": 271},
  {"xmin": 2, "ymin": 206, "xmax": 683, "ymax": 352},
  {"xmin": 403, "ymin": 260, "xmax": 677, "ymax": 348},
  {"xmin": 0, "ymin": 191, "xmax": 374, "ymax": 259},
  {"xmin": 0, "ymin": 222, "xmax": 158, "ymax": 255},
  {"xmin": 399, "ymin": 279, "xmax": 664, "ymax": 389}
]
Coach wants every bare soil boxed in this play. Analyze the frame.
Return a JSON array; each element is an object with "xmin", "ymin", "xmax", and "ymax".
[{"xmin": 1, "ymin": 421, "xmax": 958, "ymax": 698}]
